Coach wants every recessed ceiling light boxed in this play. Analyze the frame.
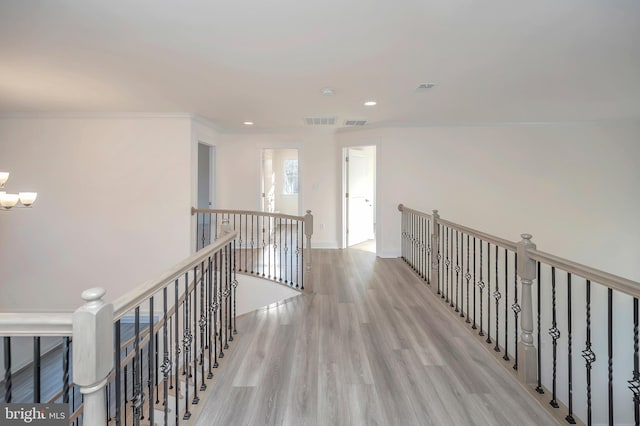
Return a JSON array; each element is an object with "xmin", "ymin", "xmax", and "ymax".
[
  {"xmin": 243, "ymin": 121, "xmax": 254, "ymax": 126},
  {"xmin": 321, "ymin": 87, "xmax": 335, "ymax": 96},
  {"xmin": 364, "ymin": 101, "xmax": 377, "ymax": 106}
]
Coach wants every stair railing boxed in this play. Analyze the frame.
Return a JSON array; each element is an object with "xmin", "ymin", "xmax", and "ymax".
[
  {"xmin": 398, "ymin": 204, "xmax": 640, "ymax": 426},
  {"xmin": 191, "ymin": 207, "xmax": 313, "ymax": 290},
  {"xmin": 1, "ymin": 229, "xmax": 239, "ymax": 425}
]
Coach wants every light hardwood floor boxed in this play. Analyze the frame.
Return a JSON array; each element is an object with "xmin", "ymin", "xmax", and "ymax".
[{"xmin": 195, "ymin": 248, "xmax": 558, "ymax": 426}]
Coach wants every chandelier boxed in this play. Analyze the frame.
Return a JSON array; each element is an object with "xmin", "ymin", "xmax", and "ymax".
[{"xmin": 0, "ymin": 172, "xmax": 37, "ymax": 210}]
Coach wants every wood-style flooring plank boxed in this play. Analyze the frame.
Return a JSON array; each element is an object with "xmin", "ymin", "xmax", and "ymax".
[{"xmin": 195, "ymin": 248, "xmax": 560, "ymax": 426}]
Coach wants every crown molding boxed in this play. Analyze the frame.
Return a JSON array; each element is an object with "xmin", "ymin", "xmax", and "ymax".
[{"xmin": 0, "ymin": 112, "xmax": 194, "ymax": 120}]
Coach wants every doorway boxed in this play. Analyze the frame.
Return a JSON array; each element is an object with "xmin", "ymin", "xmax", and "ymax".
[
  {"xmin": 261, "ymin": 149, "xmax": 299, "ymax": 216},
  {"xmin": 343, "ymin": 146, "xmax": 376, "ymax": 252},
  {"xmin": 197, "ymin": 143, "xmax": 215, "ymax": 247}
]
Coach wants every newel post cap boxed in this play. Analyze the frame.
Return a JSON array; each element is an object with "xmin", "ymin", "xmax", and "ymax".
[
  {"xmin": 73, "ymin": 287, "xmax": 114, "ymax": 387},
  {"xmin": 517, "ymin": 233, "xmax": 537, "ymax": 281},
  {"xmin": 304, "ymin": 210, "xmax": 313, "ymax": 237}
]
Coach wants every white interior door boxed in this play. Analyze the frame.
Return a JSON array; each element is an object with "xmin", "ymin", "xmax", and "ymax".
[{"xmin": 347, "ymin": 148, "xmax": 374, "ymax": 246}]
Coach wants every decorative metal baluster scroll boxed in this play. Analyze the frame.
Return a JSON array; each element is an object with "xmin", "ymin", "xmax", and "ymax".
[{"xmin": 549, "ymin": 266, "xmax": 560, "ymax": 408}]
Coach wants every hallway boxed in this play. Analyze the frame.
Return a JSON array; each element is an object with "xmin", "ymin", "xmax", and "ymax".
[{"xmin": 195, "ymin": 248, "xmax": 557, "ymax": 425}]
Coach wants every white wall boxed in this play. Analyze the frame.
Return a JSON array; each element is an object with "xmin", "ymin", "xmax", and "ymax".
[
  {"xmin": 217, "ymin": 132, "xmax": 340, "ymax": 248},
  {"xmin": 338, "ymin": 123, "xmax": 640, "ymax": 281},
  {"xmin": 0, "ymin": 116, "xmax": 194, "ymax": 311}
]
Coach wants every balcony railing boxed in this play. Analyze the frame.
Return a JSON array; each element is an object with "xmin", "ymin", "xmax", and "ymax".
[
  {"xmin": 191, "ymin": 208, "xmax": 313, "ymax": 290},
  {"xmin": 398, "ymin": 204, "xmax": 640, "ymax": 426},
  {"xmin": 1, "ymin": 229, "xmax": 239, "ymax": 425}
]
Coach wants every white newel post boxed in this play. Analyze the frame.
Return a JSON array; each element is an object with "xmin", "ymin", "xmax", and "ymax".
[
  {"xmin": 73, "ymin": 288, "xmax": 114, "ymax": 426},
  {"xmin": 304, "ymin": 210, "xmax": 313, "ymax": 272},
  {"xmin": 517, "ymin": 234, "xmax": 538, "ymax": 385},
  {"xmin": 430, "ymin": 210, "xmax": 440, "ymax": 295}
]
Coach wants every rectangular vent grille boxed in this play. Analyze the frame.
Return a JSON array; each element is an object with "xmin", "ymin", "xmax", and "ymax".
[
  {"xmin": 344, "ymin": 119, "xmax": 367, "ymax": 126},
  {"xmin": 304, "ymin": 116, "xmax": 337, "ymax": 126}
]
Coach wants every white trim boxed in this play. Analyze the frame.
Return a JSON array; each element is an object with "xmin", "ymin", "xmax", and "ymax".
[
  {"xmin": 378, "ymin": 248, "xmax": 401, "ymax": 258},
  {"xmin": 312, "ymin": 241, "xmax": 341, "ymax": 249},
  {"xmin": 0, "ymin": 112, "xmax": 193, "ymax": 120}
]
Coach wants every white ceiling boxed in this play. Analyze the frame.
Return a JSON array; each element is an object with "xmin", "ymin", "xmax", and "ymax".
[{"xmin": 1, "ymin": 0, "xmax": 639, "ymax": 132}]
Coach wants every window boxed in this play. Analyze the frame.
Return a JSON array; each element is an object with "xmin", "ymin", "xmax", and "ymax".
[{"xmin": 283, "ymin": 159, "xmax": 298, "ymax": 195}]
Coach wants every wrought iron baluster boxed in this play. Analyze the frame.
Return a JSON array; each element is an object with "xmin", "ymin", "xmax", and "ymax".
[
  {"xmin": 225, "ymin": 243, "xmax": 230, "ymax": 350},
  {"xmin": 478, "ymin": 241, "xmax": 485, "ymax": 336},
  {"xmin": 565, "ymin": 273, "xmax": 576, "ymax": 423},
  {"xmin": 148, "ymin": 297, "xmax": 155, "ymax": 425},
  {"xmin": 630, "ymin": 297, "xmax": 640, "ymax": 426},
  {"xmin": 456, "ymin": 231, "xmax": 468, "ymax": 318},
  {"xmin": 200, "ymin": 260, "xmax": 207, "ymax": 391},
  {"xmin": 251, "ymin": 214, "xmax": 255, "ymax": 274},
  {"xmin": 174, "ymin": 279, "xmax": 180, "ymax": 425},
  {"xmin": 465, "ymin": 234, "xmax": 471, "ymax": 323},
  {"xmin": 207, "ymin": 256, "xmax": 214, "ymax": 379},
  {"xmin": 244, "ymin": 214, "xmax": 248, "ymax": 273},
  {"xmin": 200, "ymin": 212, "xmax": 206, "ymax": 250},
  {"xmin": 301, "ymin": 219, "xmax": 305, "ymax": 290},
  {"xmin": 154, "ymin": 333, "xmax": 159, "ymax": 406},
  {"xmin": 449, "ymin": 228, "xmax": 454, "ymax": 308},
  {"xmin": 279, "ymin": 217, "xmax": 283, "ymax": 282},
  {"xmin": 536, "ymin": 262, "xmax": 544, "ymax": 394},
  {"xmin": 486, "ymin": 242, "xmax": 492, "ymax": 344},
  {"xmin": 472, "ymin": 237, "xmax": 477, "ymax": 330},
  {"xmin": 124, "ymin": 345, "xmax": 128, "ymax": 426},
  {"xmin": 213, "ymin": 252, "xmax": 219, "ymax": 368},
  {"xmin": 3, "ymin": 336, "xmax": 11, "ymax": 403},
  {"xmin": 512, "ymin": 253, "xmax": 519, "ymax": 370},
  {"xmin": 219, "ymin": 249, "xmax": 224, "ymax": 360},
  {"xmin": 295, "ymin": 221, "xmax": 301, "ymax": 287},
  {"xmin": 183, "ymin": 271, "xmax": 192, "ymax": 420},
  {"xmin": 549, "ymin": 266, "xmax": 559, "ymax": 408},
  {"xmin": 609, "ymin": 287, "xmax": 614, "ymax": 425},
  {"xmin": 162, "ymin": 287, "xmax": 170, "ymax": 425},
  {"xmin": 444, "ymin": 226, "xmax": 450, "ymax": 303},
  {"xmin": 455, "ymin": 230, "xmax": 460, "ymax": 313},
  {"xmin": 493, "ymin": 245, "xmax": 500, "ymax": 352},
  {"xmin": 192, "ymin": 266, "xmax": 199, "ymax": 405},
  {"xmin": 268, "ymin": 214, "xmax": 272, "ymax": 279},
  {"xmin": 63, "ymin": 336, "xmax": 70, "ymax": 405},
  {"xmin": 284, "ymin": 218, "xmax": 289, "ymax": 284},
  {"xmin": 132, "ymin": 307, "xmax": 143, "ymax": 425},
  {"xmin": 214, "ymin": 212, "xmax": 218, "ymax": 241},
  {"xmin": 411, "ymin": 213, "xmax": 415, "ymax": 270},
  {"xmin": 437, "ymin": 224, "xmax": 442, "ymax": 296},
  {"xmin": 262, "ymin": 216, "xmax": 266, "ymax": 277},
  {"xmin": 113, "ymin": 321, "xmax": 121, "ymax": 425},
  {"xmin": 502, "ymin": 248, "xmax": 509, "ymax": 360},
  {"xmin": 427, "ymin": 219, "xmax": 431, "ymax": 284},
  {"xmin": 233, "ymin": 241, "xmax": 239, "ymax": 334},
  {"xmin": 583, "ymin": 279, "xmax": 595, "ymax": 425},
  {"xmin": 33, "ymin": 336, "xmax": 41, "ymax": 402}
]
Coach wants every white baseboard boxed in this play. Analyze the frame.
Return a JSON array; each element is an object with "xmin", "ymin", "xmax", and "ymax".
[
  {"xmin": 311, "ymin": 241, "xmax": 341, "ymax": 249},
  {"xmin": 378, "ymin": 248, "xmax": 401, "ymax": 258}
]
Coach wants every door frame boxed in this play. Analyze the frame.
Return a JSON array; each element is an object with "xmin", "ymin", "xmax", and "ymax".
[
  {"xmin": 342, "ymin": 145, "xmax": 377, "ymax": 251},
  {"xmin": 259, "ymin": 148, "xmax": 301, "ymax": 215}
]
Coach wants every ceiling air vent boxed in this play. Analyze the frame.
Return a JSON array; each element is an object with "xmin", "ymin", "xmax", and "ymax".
[
  {"xmin": 416, "ymin": 83, "xmax": 436, "ymax": 91},
  {"xmin": 344, "ymin": 119, "xmax": 367, "ymax": 126},
  {"xmin": 304, "ymin": 116, "xmax": 337, "ymax": 126}
]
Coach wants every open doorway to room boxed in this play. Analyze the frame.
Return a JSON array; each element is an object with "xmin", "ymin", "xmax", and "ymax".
[
  {"xmin": 196, "ymin": 142, "xmax": 215, "ymax": 247},
  {"xmin": 261, "ymin": 148, "xmax": 299, "ymax": 216},
  {"xmin": 343, "ymin": 146, "xmax": 376, "ymax": 253}
]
